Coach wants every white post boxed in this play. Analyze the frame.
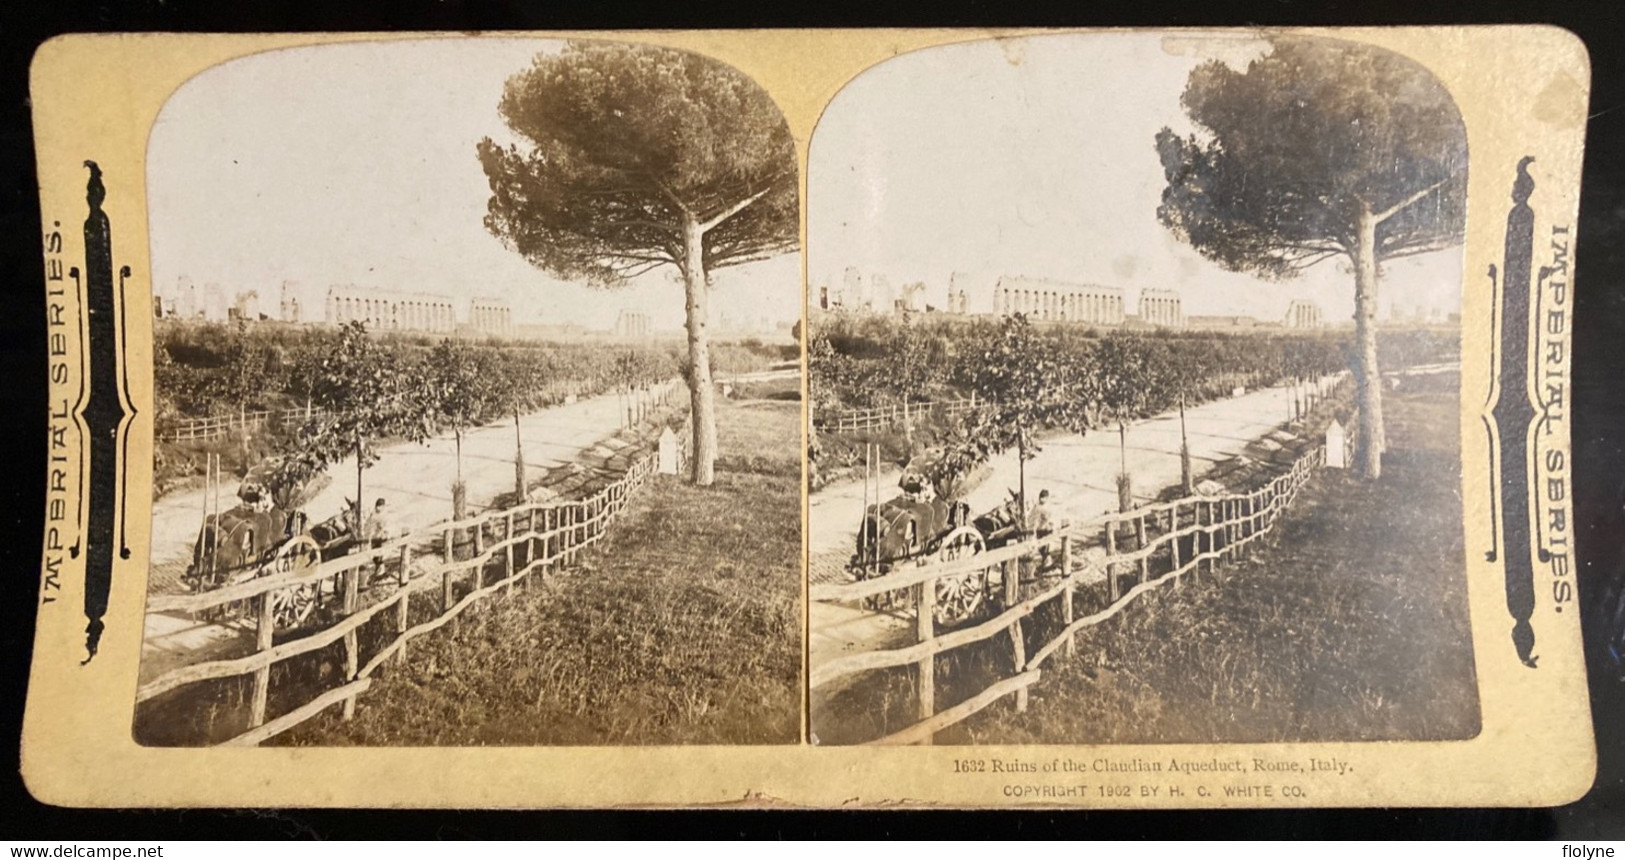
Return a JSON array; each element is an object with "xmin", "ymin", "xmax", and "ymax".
[
  {"xmin": 1325, "ymin": 420, "xmax": 1346, "ymax": 469},
  {"xmin": 657, "ymin": 427, "xmax": 679, "ymax": 475}
]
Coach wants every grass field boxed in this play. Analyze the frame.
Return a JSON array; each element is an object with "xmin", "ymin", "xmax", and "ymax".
[
  {"xmin": 952, "ymin": 379, "xmax": 1479, "ymax": 744},
  {"xmin": 273, "ymin": 393, "xmax": 802, "ymax": 746}
]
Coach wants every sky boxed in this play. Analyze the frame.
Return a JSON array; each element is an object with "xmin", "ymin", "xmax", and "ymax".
[
  {"xmin": 808, "ymin": 32, "xmax": 1464, "ymax": 323},
  {"xmin": 147, "ymin": 38, "xmax": 799, "ymax": 332}
]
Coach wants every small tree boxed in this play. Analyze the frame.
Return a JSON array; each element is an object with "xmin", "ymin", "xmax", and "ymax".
[
  {"xmin": 1096, "ymin": 331, "xmax": 1155, "ymax": 512},
  {"xmin": 806, "ymin": 334, "xmax": 851, "ymax": 421},
  {"xmin": 959, "ymin": 315, "xmax": 1091, "ymax": 527},
  {"xmin": 495, "ymin": 349, "xmax": 543, "ymax": 499},
  {"xmin": 885, "ymin": 324, "xmax": 943, "ymax": 441},
  {"xmin": 1156, "ymin": 35, "xmax": 1466, "ymax": 479},
  {"xmin": 285, "ymin": 334, "xmax": 331, "ymax": 424},
  {"xmin": 208, "ymin": 319, "xmax": 268, "ymax": 453},
  {"xmin": 428, "ymin": 339, "xmax": 496, "ymax": 519},
  {"xmin": 1149, "ymin": 340, "xmax": 1205, "ymax": 495},
  {"xmin": 280, "ymin": 322, "xmax": 434, "ymax": 534}
]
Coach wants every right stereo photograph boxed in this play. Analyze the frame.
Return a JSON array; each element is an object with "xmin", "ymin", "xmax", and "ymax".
[{"xmin": 805, "ymin": 31, "xmax": 1477, "ymax": 747}]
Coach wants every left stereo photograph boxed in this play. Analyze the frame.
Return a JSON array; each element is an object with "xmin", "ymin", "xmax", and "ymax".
[{"xmin": 120, "ymin": 38, "xmax": 803, "ymax": 748}]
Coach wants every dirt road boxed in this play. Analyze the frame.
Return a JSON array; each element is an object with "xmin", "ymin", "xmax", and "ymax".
[
  {"xmin": 808, "ymin": 377, "xmax": 1337, "ymax": 578},
  {"xmin": 149, "ymin": 382, "xmax": 678, "ymax": 594}
]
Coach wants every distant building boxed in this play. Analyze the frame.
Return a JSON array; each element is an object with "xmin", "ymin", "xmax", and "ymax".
[
  {"xmin": 870, "ymin": 273, "xmax": 894, "ymax": 312},
  {"xmin": 1138, "ymin": 288, "xmax": 1184, "ymax": 327},
  {"xmin": 229, "ymin": 290, "xmax": 262, "ymax": 321},
  {"xmin": 993, "ymin": 276, "xmax": 1123, "ymax": 325},
  {"xmin": 947, "ymin": 272, "xmax": 974, "ymax": 314},
  {"xmin": 1284, "ymin": 299, "xmax": 1323, "ymax": 329},
  {"xmin": 832, "ymin": 267, "xmax": 908, "ymax": 313},
  {"xmin": 202, "ymin": 283, "xmax": 230, "ymax": 322},
  {"xmin": 900, "ymin": 281, "xmax": 927, "ymax": 313},
  {"xmin": 469, "ymin": 298, "xmax": 513, "ymax": 336},
  {"xmin": 326, "ymin": 285, "xmax": 456, "ymax": 333},
  {"xmin": 280, "ymin": 281, "xmax": 304, "ymax": 323},
  {"xmin": 158, "ymin": 275, "xmax": 209, "ymax": 320},
  {"xmin": 614, "ymin": 310, "xmax": 652, "ymax": 339},
  {"xmin": 843, "ymin": 266, "xmax": 864, "ymax": 309}
]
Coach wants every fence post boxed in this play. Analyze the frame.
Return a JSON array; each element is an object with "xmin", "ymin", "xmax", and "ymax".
[
  {"xmin": 526, "ymin": 506, "xmax": 537, "ymax": 575},
  {"xmin": 341, "ymin": 567, "xmax": 361, "ymax": 720},
  {"xmin": 1006, "ymin": 559, "xmax": 1028, "ymax": 713},
  {"xmin": 1170, "ymin": 501, "xmax": 1184, "ymax": 583},
  {"xmin": 395, "ymin": 596, "xmax": 411, "ymax": 669},
  {"xmin": 442, "ymin": 528, "xmax": 455, "ymax": 613},
  {"xmin": 1232, "ymin": 499, "xmax": 1243, "ymax": 556},
  {"xmin": 473, "ymin": 517, "xmax": 485, "ymax": 558},
  {"xmin": 1136, "ymin": 515, "xmax": 1150, "ymax": 585},
  {"xmin": 544, "ymin": 508, "xmax": 555, "ymax": 575},
  {"xmin": 1224, "ymin": 500, "xmax": 1235, "ymax": 564},
  {"xmin": 1105, "ymin": 521, "xmax": 1119, "ymax": 602},
  {"xmin": 566, "ymin": 505, "xmax": 579, "ymax": 566},
  {"xmin": 505, "ymin": 512, "xmax": 516, "ymax": 597},
  {"xmin": 915, "ymin": 578, "xmax": 935, "ymax": 733},
  {"xmin": 249, "ymin": 589, "xmax": 275, "ymax": 729},
  {"xmin": 1061, "ymin": 535, "xmax": 1076, "ymax": 659},
  {"xmin": 395, "ymin": 544, "xmax": 412, "ymax": 665},
  {"xmin": 1202, "ymin": 503, "xmax": 1214, "ymax": 577}
]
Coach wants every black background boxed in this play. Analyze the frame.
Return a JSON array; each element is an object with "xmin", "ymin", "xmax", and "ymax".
[{"xmin": 1, "ymin": 0, "xmax": 1623, "ymax": 840}]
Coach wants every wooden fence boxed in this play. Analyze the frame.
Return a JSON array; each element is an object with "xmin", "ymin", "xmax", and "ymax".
[
  {"xmin": 816, "ymin": 394, "xmax": 980, "ymax": 435},
  {"xmin": 809, "ymin": 444, "xmax": 1326, "ymax": 745},
  {"xmin": 138, "ymin": 432, "xmax": 689, "ymax": 746},
  {"xmin": 616, "ymin": 379, "xmax": 684, "ymax": 429}
]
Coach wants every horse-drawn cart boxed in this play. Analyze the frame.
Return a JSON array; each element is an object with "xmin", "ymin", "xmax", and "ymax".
[
  {"xmin": 185, "ymin": 458, "xmax": 361, "ymax": 630},
  {"xmin": 849, "ymin": 479, "xmax": 1038, "ymax": 628}
]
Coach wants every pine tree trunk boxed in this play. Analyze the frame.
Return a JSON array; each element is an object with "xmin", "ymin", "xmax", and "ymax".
[
  {"xmin": 1353, "ymin": 201, "xmax": 1385, "ymax": 480},
  {"xmin": 682, "ymin": 216, "xmax": 718, "ymax": 486}
]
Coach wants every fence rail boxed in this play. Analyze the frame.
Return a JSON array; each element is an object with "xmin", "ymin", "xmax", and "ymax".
[
  {"xmin": 811, "ymin": 444, "xmax": 1326, "ymax": 745},
  {"xmin": 138, "ymin": 430, "xmax": 689, "ymax": 746},
  {"xmin": 159, "ymin": 407, "xmax": 336, "ymax": 442},
  {"xmin": 815, "ymin": 395, "xmax": 980, "ymax": 435}
]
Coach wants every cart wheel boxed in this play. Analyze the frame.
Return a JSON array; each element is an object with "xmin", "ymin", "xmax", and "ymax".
[
  {"xmin": 933, "ymin": 526, "xmax": 987, "ymax": 627},
  {"xmin": 267, "ymin": 535, "xmax": 322, "ymax": 629}
]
